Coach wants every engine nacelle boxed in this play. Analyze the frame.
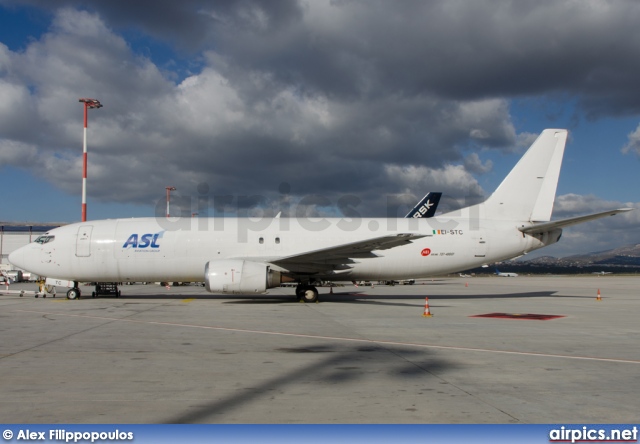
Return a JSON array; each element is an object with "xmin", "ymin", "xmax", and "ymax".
[{"xmin": 205, "ymin": 259, "xmax": 282, "ymax": 294}]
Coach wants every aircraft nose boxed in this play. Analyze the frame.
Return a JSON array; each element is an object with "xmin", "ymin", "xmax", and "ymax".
[{"xmin": 8, "ymin": 247, "xmax": 26, "ymax": 270}]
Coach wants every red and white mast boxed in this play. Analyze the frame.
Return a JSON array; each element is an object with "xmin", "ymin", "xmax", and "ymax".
[{"xmin": 78, "ymin": 98, "xmax": 102, "ymax": 222}]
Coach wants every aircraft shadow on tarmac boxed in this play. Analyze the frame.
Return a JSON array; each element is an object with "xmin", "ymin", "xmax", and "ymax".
[
  {"xmin": 163, "ymin": 344, "xmax": 454, "ymax": 424},
  {"xmin": 80, "ymin": 290, "xmax": 557, "ymax": 301},
  {"xmin": 9, "ymin": 280, "xmax": 595, "ymax": 304},
  {"xmin": 66, "ymin": 289, "xmax": 606, "ymax": 310}
]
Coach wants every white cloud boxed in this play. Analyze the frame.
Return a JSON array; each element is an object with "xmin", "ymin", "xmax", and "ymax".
[
  {"xmin": 383, "ymin": 163, "xmax": 485, "ymax": 213},
  {"xmin": 0, "ymin": 2, "xmax": 637, "ymax": 255},
  {"xmin": 621, "ymin": 123, "xmax": 640, "ymax": 156},
  {"xmin": 0, "ymin": 8, "xmax": 527, "ymax": 215},
  {"xmin": 553, "ymin": 193, "xmax": 626, "ymax": 215},
  {"xmin": 0, "ymin": 139, "xmax": 39, "ymax": 165},
  {"xmin": 463, "ymin": 152, "xmax": 493, "ymax": 174}
]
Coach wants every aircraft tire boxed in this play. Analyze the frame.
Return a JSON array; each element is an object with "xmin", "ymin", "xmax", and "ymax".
[
  {"xmin": 67, "ymin": 288, "xmax": 80, "ymax": 300},
  {"xmin": 300, "ymin": 286, "xmax": 319, "ymax": 303}
]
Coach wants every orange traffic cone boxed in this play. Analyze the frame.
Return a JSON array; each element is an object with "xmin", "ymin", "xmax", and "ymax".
[
  {"xmin": 596, "ymin": 289, "xmax": 602, "ymax": 301},
  {"xmin": 422, "ymin": 297, "xmax": 433, "ymax": 317},
  {"xmin": 465, "ymin": 282, "xmax": 468, "ymax": 287}
]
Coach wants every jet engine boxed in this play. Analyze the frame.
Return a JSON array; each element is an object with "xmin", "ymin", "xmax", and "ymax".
[{"xmin": 205, "ymin": 259, "xmax": 282, "ymax": 294}]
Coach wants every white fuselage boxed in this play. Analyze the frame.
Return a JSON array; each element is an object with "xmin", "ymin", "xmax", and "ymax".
[{"xmin": 9, "ymin": 207, "xmax": 556, "ymax": 284}]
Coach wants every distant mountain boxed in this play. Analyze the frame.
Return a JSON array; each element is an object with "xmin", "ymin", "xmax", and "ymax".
[
  {"xmin": 525, "ymin": 244, "xmax": 640, "ymax": 267},
  {"xmin": 563, "ymin": 244, "xmax": 640, "ymax": 265},
  {"xmin": 465, "ymin": 244, "xmax": 640, "ymax": 275}
]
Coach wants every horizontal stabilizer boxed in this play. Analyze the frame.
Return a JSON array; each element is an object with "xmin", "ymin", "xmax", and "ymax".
[{"xmin": 519, "ymin": 208, "xmax": 634, "ymax": 234}]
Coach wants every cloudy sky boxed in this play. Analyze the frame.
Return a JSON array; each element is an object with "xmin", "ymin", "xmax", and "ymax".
[{"xmin": 0, "ymin": 0, "xmax": 638, "ymax": 258}]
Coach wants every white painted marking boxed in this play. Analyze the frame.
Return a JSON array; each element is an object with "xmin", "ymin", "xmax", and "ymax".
[{"xmin": 14, "ymin": 309, "xmax": 640, "ymax": 365}]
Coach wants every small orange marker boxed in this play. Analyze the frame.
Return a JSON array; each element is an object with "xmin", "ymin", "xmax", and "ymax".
[
  {"xmin": 596, "ymin": 289, "xmax": 602, "ymax": 301},
  {"xmin": 422, "ymin": 297, "xmax": 433, "ymax": 317}
]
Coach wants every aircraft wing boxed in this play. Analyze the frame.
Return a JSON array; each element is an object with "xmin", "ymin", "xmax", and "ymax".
[
  {"xmin": 268, "ymin": 233, "xmax": 426, "ymax": 274},
  {"xmin": 519, "ymin": 208, "xmax": 633, "ymax": 235}
]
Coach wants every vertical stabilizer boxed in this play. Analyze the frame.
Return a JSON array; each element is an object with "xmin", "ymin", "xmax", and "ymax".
[{"xmin": 484, "ymin": 129, "xmax": 567, "ymax": 222}]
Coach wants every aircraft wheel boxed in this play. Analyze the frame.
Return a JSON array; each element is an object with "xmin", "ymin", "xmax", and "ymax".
[
  {"xmin": 300, "ymin": 286, "xmax": 319, "ymax": 303},
  {"xmin": 67, "ymin": 288, "xmax": 80, "ymax": 300},
  {"xmin": 92, "ymin": 292, "xmax": 96, "ymax": 298}
]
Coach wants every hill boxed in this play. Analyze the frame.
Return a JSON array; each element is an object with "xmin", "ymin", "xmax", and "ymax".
[{"xmin": 466, "ymin": 244, "xmax": 640, "ymax": 275}]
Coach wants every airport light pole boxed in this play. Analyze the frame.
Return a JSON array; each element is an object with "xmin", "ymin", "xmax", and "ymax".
[
  {"xmin": 79, "ymin": 98, "xmax": 103, "ymax": 222},
  {"xmin": 166, "ymin": 186, "xmax": 176, "ymax": 217}
]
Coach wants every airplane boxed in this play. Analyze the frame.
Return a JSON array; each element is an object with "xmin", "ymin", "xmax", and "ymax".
[
  {"xmin": 8, "ymin": 129, "xmax": 633, "ymax": 303},
  {"xmin": 405, "ymin": 192, "xmax": 442, "ymax": 218},
  {"xmin": 495, "ymin": 268, "xmax": 518, "ymax": 277}
]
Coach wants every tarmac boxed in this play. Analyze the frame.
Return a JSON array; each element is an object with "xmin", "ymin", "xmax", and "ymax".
[{"xmin": 0, "ymin": 275, "xmax": 638, "ymax": 424}]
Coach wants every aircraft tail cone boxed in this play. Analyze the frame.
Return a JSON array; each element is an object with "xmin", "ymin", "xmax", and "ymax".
[
  {"xmin": 596, "ymin": 289, "xmax": 602, "ymax": 301},
  {"xmin": 422, "ymin": 297, "xmax": 433, "ymax": 317}
]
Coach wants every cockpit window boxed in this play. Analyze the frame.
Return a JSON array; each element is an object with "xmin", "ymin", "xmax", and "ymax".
[{"xmin": 34, "ymin": 235, "xmax": 55, "ymax": 244}]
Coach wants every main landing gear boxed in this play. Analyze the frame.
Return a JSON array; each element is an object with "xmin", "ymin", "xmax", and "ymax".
[
  {"xmin": 66, "ymin": 285, "xmax": 81, "ymax": 300},
  {"xmin": 295, "ymin": 284, "xmax": 319, "ymax": 303}
]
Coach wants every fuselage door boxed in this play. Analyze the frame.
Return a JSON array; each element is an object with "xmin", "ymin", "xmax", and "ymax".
[
  {"xmin": 76, "ymin": 225, "xmax": 93, "ymax": 257},
  {"xmin": 473, "ymin": 235, "xmax": 487, "ymax": 258}
]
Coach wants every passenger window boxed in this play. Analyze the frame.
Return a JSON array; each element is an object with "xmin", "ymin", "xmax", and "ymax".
[
  {"xmin": 259, "ymin": 237, "xmax": 264, "ymax": 244},
  {"xmin": 275, "ymin": 237, "xmax": 280, "ymax": 244}
]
